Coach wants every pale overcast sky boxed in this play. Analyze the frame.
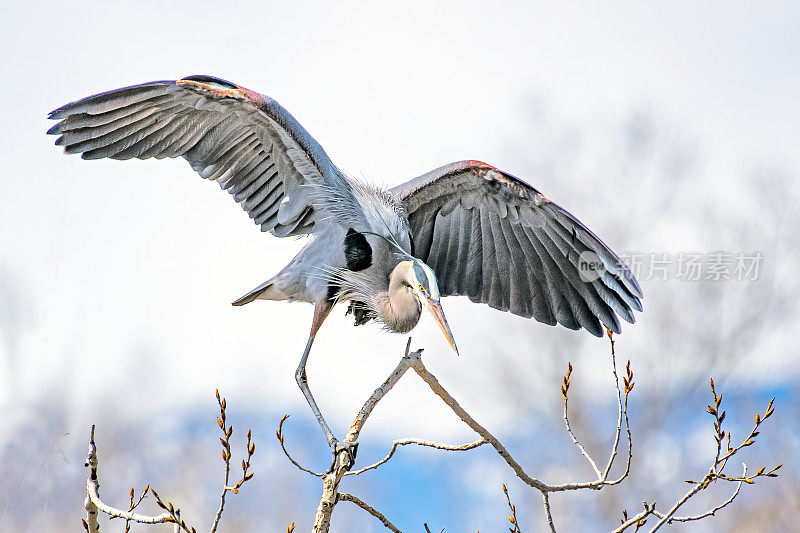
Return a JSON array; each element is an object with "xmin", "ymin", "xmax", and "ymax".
[{"xmin": 3, "ymin": 0, "xmax": 798, "ymax": 428}]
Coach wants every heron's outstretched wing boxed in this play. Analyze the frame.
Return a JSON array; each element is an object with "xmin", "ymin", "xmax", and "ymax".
[
  {"xmin": 48, "ymin": 75, "xmax": 352, "ymax": 237},
  {"xmin": 392, "ymin": 160, "xmax": 643, "ymax": 336}
]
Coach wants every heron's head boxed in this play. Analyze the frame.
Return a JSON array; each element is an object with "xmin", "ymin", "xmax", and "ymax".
[{"xmin": 396, "ymin": 259, "xmax": 458, "ymax": 354}]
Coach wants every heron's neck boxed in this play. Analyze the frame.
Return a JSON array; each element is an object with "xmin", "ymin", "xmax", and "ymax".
[{"xmin": 378, "ymin": 273, "xmax": 422, "ymax": 333}]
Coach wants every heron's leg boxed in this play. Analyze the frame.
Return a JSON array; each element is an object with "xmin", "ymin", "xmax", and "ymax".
[
  {"xmin": 295, "ymin": 301, "xmax": 359, "ymax": 471},
  {"xmin": 294, "ymin": 300, "xmax": 358, "ymax": 472},
  {"xmin": 295, "ymin": 300, "xmax": 336, "ymax": 446}
]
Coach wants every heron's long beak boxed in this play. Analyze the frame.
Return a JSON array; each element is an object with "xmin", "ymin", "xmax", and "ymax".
[{"xmin": 426, "ymin": 298, "xmax": 459, "ymax": 355}]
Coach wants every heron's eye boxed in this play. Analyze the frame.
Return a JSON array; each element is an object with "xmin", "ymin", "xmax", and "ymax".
[{"xmin": 419, "ymin": 285, "xmax": 425, "ymax": 293}]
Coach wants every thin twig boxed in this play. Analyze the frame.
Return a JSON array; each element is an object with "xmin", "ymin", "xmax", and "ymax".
[
  {"xmin": 407, "ymin": 352, "xmax": 550, "ymax": 491},
  {"xmin": 541, "ymin": 492, "xmax": 555, "ymax": 533},
  {"xmin": 410, "ymin": 352, "xmax": 627, "ymax": 492},
  {"xmin": 611, "ymin": 502, "xmax": 656, "ymax": 533},
  {"xmin": 613, "ymin": 381, "xmax": 780, "ymax": 532},
  {"xmin": 503, "ymin": 483, "xmax": 523, "ymax": 533},
  {"xmin": 561, "ymin": 362, "xmax": 602, "ymax": 479},
  {"xmin": 347, "ymin": 438, "xmax": 486, "ymax": 476},
  {"xmin": 408, "ymin": 344, "xmax": 636, "ymax": 494},
  {"xmin": 649, "ymin": 482, "xmax": 705, "ymax": 532},
  {"xmin": 211, "ymin": 389, "xmax": 233, "ymax": 533},
  {"xmin": 209, "ymin": 391, "xmax": 255, "ymax": 532},
  {"xmin": 339, "ymin": 493, "xmax": 402, "ymax": 533},
  {"xmin": 602, "ymin": 333, "xmax": 625, "ymax": 480},
  {"xmin": 559, "ymin": 335, "xmax": 635, "ymax": 489},
  {"xmin": 346, "ymin": 338, "xmax": 417, "ymax": 442},
  {"xmin": 277, "ymin": 414, "xmax": 324, "ymax": 477},
  {"xmin": 124, "ymin": 484, "xmax": 151, "ymax": 533},
  {"xmin": 602, "ymin": 357, "xmax": 635, "ymax": 486},
  {"xmin": 649, "ymin": 465, "xmax": 749, "ymax": 532},
  {"xmin": 652, "ymin": 464, "xmax": 747, "ymax": 524},
  {"xmin": 86, "ymin": 483, "xmax": 174, "ymax": 525}
]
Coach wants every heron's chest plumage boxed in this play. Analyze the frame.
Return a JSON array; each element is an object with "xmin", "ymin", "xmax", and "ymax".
[{"xmin": 287, "ymin": 183, "xmax": 412, "ymax": 311}]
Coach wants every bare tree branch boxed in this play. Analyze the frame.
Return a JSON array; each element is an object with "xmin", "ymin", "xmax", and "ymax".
[
  {"xmin": 338, "ymin": 493, "xmax": 402, "ymax": 533},
  {"xmin": 348, "ymin": 337, "xmax": 418, "ymax": 440},
  {"xmin": 82, "ymin": 391, "xmax": 255, "ymax": 533},
  {"xmin": 602, "ymin": 335, "xmax": 634, "ymax": 483},
  {"xmin": 84, "ymin": 425, "xmax": 190, "ymax": 532},
  {"xmin": 652, "ymin": 464, "xmax": 746, "ymax": 526},
  {"xmin": 348, "ymin": 438, "xmax": 486, "ymax": 476},
  {"xmin": 541, "ymin": 491, "xmax": 555, "ymax": 533},
  {"xmin": 277, "ymin": 414, "xmax": 324, "ymax": 477},
  {"xmin": 124, "ymin": 484, "xmax": 151, "ymax": 533},
  {"xmin": 211, "ymin": 390, "xmax": 256, "ymax": 533},
  {"xmin": 81, "ymin": 336, "xmax": 778, "ymax": 533},
  {"xmin": 561, "ymin": 361, "xmax": 602, "ymax": 479},
  {"xmin": 407, "ymin": 345, "xmax": 634, "ymax": 493},
  {"xmin": 612, "ymin": 503, "xmax": 656, "ymax": 533},
  {"xmin": 611, "ymin": 381, "xmax": 780, "ymax": 533},
  {"xmin": 311, "ymin": 338, "xmax": 420, "ymax": 531},
  {"xmin": 83, "ymin": 424, "xmax": 101, "ymax": 533},
  {"xmin": 407, "ymin": 351, "xmax": 549, "ymax": 491},
  {"xmin": 503, "ymin": 483, "xmax": 523, "ymax": 533}
]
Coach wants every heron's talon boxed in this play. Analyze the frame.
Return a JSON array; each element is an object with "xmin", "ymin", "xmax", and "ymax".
[{"xmin": 328, "ymin": 440, "xmax": 358, "ymax": 473}]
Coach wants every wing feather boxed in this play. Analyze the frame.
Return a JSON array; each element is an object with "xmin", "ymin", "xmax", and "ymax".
[
  {"xmin": 138, "ymin": 114, "xmax": 198, "ymax": 159},
  {"xmin": 450, "ymin": 206, "xmax": 471, "ymax": 295},
  {"xmin": 464, "ymin": 209, "xmax": 484, "ymax": 298},
  {"xmin": 48, "ymin": 75, "xmax": 356, "ymax": 237},
  {"xmin": 393, "ymin": 160, "xmax": 642, "ymax": 335},
  {"xmin": 536, "ymin": 225, "xmax": 616, "ymax": 334},
  {"xmin": 521, "ymin": 224, "xmax": 584, "ymax": 331},
  {"xmin": 477, "ymin": 209, "xmax": 499, "ymax": 309},
  {"xmin": 497, "ymin": 219, "xmax": 531, "ymax": 317},
  {"xmin": 487, "ymin": 212, "xmax": 512, "ymax": 312},
  {"xmin": 508, "ymin": 223, "xmax": 555, "ymax": 324}
]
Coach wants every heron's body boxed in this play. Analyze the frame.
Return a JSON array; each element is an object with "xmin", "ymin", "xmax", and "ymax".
[
  {"xmin": 235, "ymin": 181, "xmax": 417, "ymax": 331},
  {"xmin": 239, "ymin": 209, "xmax": 393, "ymax": 304},
  {"xmin": 48, "ymin": 75, "xmax": 643, "ymax": 465}
]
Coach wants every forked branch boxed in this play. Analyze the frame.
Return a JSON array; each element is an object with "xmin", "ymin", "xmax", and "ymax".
[
  {"xmin": 280, "ymin": 333, "xmax": 778, "ymax": 532},
  {"xmin": 82, "ymin": 391, "xmax": 255, "ymax": 533},
  {"xmin": 79, "ymin": 336, "xmax": 777, "ymax": 533},
  {"xmin": 613, "ymin": 378, "xmax": 780, "ymax": 533}
]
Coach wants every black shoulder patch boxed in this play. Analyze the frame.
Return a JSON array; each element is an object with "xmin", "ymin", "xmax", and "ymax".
[{"xmin": 344, "ymin": 228, "xmax": 372, "ymax": 271}]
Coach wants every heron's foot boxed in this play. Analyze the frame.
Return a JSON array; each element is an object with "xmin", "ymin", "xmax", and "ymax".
[{"xmin": 328, "ymin": 439, "xmax": 359, "ymax": 473}]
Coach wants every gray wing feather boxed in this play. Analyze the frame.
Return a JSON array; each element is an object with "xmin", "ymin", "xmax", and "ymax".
[
  {"xmin": 392, "ymin": 160, "xmax": 643, "ymax": 336},
  {"xmin": 48, "ymin": 75, "xmax": 354, "ymax": 237}
]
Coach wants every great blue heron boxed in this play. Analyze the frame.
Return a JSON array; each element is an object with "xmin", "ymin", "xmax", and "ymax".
[{"xmin": 48, "ymin": 75, "xmax": 642, "ymax": 465}]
